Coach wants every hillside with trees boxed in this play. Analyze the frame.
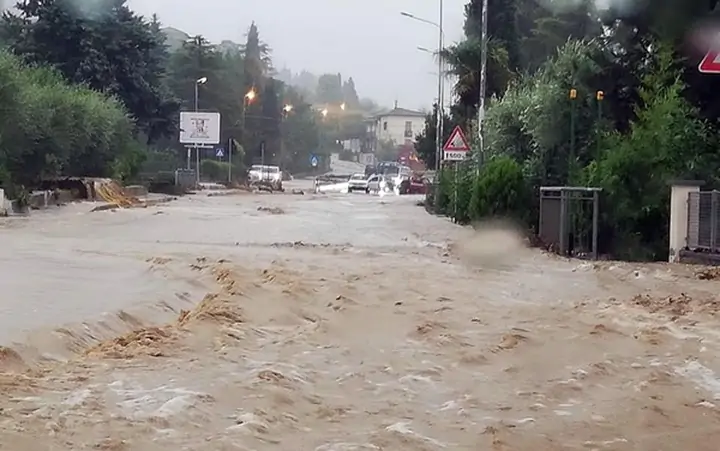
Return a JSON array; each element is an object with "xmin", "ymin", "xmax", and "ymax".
[
  {"xmin": 0, "ymin": 0, "xmax": 377, "ymax": 198},
  {"xmin": 418, "ymin": 0, "xmax": 720, "ymax": 260}
]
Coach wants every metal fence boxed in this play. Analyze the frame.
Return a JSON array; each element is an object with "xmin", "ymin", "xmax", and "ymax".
[{"xmin": 687, "ymin": 190, "xmax": 720, "ymax": 251}]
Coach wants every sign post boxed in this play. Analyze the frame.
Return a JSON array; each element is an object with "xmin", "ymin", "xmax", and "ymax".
[
  {"xmin": 442, "ymin": 125, "xmax": 471, "ymax": 161},
  {"xmin": 442, "ymin": 126, "xmax": 471, "ymax": 222},
  {"xmin": 179, "ymin": 111, "xmax": 221, "ymax": 185}
]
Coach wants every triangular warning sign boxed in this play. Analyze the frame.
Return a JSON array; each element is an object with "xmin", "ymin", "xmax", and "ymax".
[
  {"xmin": 443, "ymin": 126, "xmax": 470, "ymax": 151},
  {"xmin": 699, "ymin": 50, "xmax": 720, "ymax": 73}
]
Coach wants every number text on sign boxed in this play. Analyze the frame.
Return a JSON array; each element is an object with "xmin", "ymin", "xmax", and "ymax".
[{"xmin": 444, "ymin": 150, "xmax": 467, "ymax": 161}]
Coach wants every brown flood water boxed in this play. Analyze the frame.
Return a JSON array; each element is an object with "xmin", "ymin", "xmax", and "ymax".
[{"xmin": 2, "ymin": 180, "xmax": 720, "ymax": 450}]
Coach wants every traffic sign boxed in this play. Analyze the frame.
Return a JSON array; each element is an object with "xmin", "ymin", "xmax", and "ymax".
[
  {"xmin": 699, "ymin": 49, "xmax": 720, "ymax": 73},
  {"xmin": 443, "ymin": 126, "xmax": 470, "ymax": 161},
  {"xmin": 310, "ymin": 154, "xmax": 318, "ymax": 167},
  {"xmin": 215, "ymin": 147, "xmax": 224, "ymax": 157}
]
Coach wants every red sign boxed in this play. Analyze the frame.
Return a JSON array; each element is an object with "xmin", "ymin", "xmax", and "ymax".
[
  {"xmin": 442, "ymin": 126, "xmax": 470, "ymax": 151},
  {"xmin": 699, "ymin": 50, "xmax": 720, "ymax": 73}
]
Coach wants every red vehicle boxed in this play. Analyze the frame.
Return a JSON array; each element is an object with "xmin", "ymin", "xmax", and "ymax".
[{"xmin": 398, "ymin": 175, "xmax": 428, "ymax": 194}]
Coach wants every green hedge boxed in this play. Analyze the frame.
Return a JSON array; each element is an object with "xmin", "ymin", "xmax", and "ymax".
[
  {"xmin": 0, "ymin": 50, "xmax": 144, "ymax": 195},
  {"xmin": 430, "ymin": 156, "xmax": 533, "ymax": 226}
]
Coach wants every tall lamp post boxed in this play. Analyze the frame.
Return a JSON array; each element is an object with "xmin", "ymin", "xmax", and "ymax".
[
  {"xmin": 194, "ymin": 76, "xmax": 207, "ymax": 185},
  {"xmin": 280, "ymin": 103, "xmax": 293, "ymax": 171},
  {"xmin": 401, "ymin": 6, "xmax": 444, "ymax": 172},
  {"xmin": 595, "ymin": 90, "xmax": 603, "ymax": 160},
  {"xmin": 569, "ymin": 87, "xmax": 577, "ymax": 183},
  {"xmin": 238, "ymin": 88, "xmax": 256, "ymax": 172}
]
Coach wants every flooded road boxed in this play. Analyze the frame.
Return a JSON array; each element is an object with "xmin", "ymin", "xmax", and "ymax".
[{"xmin": 2, "ymin": 181, "xmax": 720, "ymax": 449}]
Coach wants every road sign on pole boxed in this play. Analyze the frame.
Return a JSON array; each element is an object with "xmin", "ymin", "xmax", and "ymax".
[
  {"xmin": 699, "ymin": 49, "xmax": 720, "ymax": 73},
  {"xmin": 215, "ymin": 147, "xmax": 224, "ymax": 158},
  {"xmin": 310, "ymin": 154, "xmax": 318, "ymax": 167},
  {"xmin": 443, "ymin": 125, "xmax": 470, "ymax": 161}
]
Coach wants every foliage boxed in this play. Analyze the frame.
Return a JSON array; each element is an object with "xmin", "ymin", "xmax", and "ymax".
[
  {"xmin": 200, "ymin": 159, "xmax": 245, "ymax": 182},
  {"xmin": 1, "ymin": 0, "xmax": 180, "ymax": 144},
  {"xmin": 414, "ymin": 103, "xmax": 456, "ymax": 169},
  {"xmin": 0, "ymin": 1, "xmax": 374, "ymax": 195},
  {"xmin": 0, "ymin": 50, "xmax": 142, "ymax": 192},
  {"xmin": 426, "ymin": 0, "xmax": 720, "ymax": 259},
  {"xmin": 585, "ymin": 47, "xmax": 718, "ymax": 259},
  {"xmin": 433, "ymin": 156, "xmax": 531, "ymax": 225}
]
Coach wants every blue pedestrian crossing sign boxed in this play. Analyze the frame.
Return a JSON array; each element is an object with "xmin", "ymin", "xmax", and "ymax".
[
  {"xmin": 310, "ymin": 154, "xmax": 318, "ymax": 167},
  {"xmin": 215, "ymin": 147, "xmax": 224, "ymax": 158}
]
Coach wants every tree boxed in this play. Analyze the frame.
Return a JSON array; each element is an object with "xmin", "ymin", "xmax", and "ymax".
[
  {"xmin": 0, "ymin": 50, "xmax": 142, "ymax": 193},
  {"xmin": 342, "ymin": 77, "xmax": 360, "ymax": 109},
  {"xmin": 316, "ymin": 73, "xmax": 344, "ymax": 104},
  {"xmin": 586, "ymin": 47, "xmax": 719, "ymax": 259},
  {"xmin": 414, "ymin": 104, "xmax": 455, "ymax": 169},
  {"xmin": 241, "ymin": 21, "xmax": 271, "ymax": 90},
  {"xmin": 1, "ymin": 0, "xmax": 179, "ymax": 144}
]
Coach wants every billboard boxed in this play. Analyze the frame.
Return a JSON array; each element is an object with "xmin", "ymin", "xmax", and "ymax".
[{"xmin": 179, "ymin": 112, "xmax": 220, "ymax": 145}]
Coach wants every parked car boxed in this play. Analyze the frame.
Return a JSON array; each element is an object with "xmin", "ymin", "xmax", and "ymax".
[
  {"xmin": 347, "ymin": 173, "xmax": 369, "ymax": 192},
  {"xmin": 248, "ymin": 165, "xmax": 282, "ymax": 190}
]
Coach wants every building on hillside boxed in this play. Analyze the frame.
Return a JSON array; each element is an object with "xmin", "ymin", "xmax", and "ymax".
[{"xmin": 363, "ymin": 104, "xmax": 426, "ymax": 152}]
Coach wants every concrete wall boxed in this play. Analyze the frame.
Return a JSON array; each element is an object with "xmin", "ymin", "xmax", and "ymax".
[
  {"xmin": 123, "ymin": 185, "xmax": 148, "ymax": 198},
  {"xmin": 668, "ymin": 181, "xmax": 703, "ymax": 263},
  {"xmin": 29, "ymin": 189, "xmax": 74, "ymax": 210},
  {"xmin": 0, "ymin": 188, "xmax": 6, "ymax": 216}
]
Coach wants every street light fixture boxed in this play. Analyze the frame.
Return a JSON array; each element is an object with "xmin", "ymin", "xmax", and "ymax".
[
  {"xmin": 401, "ymin": 7, "xmax": 444, "ymax": 172},
  {"xmin": 192, "ymin": 76, "xmax": 208, "ymax": 183},
  {"xmin": 283, "ymin": 104, "xmax": 293, "ymax": 113},
  {"xmin": 245, "ymin": 88, "xmax": 256, "ymax": 101}
]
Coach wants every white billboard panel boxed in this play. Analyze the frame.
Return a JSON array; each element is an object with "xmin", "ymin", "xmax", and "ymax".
[{"xmin": 179, "ymin": 111, "xmax": 220, "ymax": 144}]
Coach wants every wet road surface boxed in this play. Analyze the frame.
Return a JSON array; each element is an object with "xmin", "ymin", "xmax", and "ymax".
[{"xmin": 2, "ymin": 181, "xmax": 720, "ymax": 449}]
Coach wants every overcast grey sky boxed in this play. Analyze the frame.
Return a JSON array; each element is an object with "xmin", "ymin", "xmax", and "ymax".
[{"xmin": 127, "ymin": 0, "xmax": 466, "ymax": 110}]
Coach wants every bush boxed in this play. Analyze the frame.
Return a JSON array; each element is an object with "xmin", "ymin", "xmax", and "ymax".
[
  {"xmin": 0, "ymin": 50, "xmax": 145, "ymax": 192},
  {"xmin": 200, "ymin": 159, "xmax": 247, "ymax": 182},
  {"xmin": 435, "ymin": 156, "xmax": 532, "ymax": 225}
]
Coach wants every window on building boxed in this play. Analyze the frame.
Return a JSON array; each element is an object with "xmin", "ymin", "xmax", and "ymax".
[
  {"xmin": 383, "ymin": 121, "xmax": 388, "ymax": 130},
  {"xmin": 404, "ymin": 121, "xmax": 412, "ymax": 138}
]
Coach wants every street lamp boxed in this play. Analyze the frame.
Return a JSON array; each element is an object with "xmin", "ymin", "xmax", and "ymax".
[
  {"xmin": 569, "ymin": 88, "xmax": 577, "ymax": 183},
  {"xmin": 194, "ymin": 76, "xmax": 207, "ymax": 112},
  {"xmin": 283, "ymin": 104, "xmax": 293, "ymax": 113},
  {"xmin": 340, "ymin": 103, "xmax": 345, "ymax": 111},
  {"xmin": 401, "ymin": 5, "xmax": 443, "ymax": 172},
  {"xmin": 192, "ymin": 76, "xmax": 207, "ymax": 183}
]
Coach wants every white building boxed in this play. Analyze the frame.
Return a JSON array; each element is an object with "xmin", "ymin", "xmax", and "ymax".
[{"xmin": 365, "ymin": 105, "xmax": 426, "ymax": 151}]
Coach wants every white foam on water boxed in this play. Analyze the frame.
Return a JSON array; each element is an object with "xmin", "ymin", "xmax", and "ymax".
[{"xmin": 675, "ymin": 360, "xmax": 720, "ymax": 399}]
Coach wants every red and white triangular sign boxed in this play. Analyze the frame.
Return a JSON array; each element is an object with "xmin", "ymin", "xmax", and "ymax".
[
  {"xmin": 443, "ymin": 126, "xmax": 470, "ymax": 151},
  {"xmin": 699, "ymin": 50, "xmax": 720, "ymax": 73}
]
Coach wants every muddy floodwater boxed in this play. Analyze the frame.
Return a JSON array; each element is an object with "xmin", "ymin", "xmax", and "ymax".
[{"xmin": 2, "ymin": 180, "xmax": 720, "ymax": 450}]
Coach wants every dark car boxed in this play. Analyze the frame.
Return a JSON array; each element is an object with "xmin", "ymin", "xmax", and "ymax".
[{"xmin": 398, "ymin": 176, "xmax": 428, "ymax": 195}]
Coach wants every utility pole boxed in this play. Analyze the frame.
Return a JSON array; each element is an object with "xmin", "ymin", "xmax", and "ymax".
[
  {"xmin": 477, "ymin": 0, "xmax": 488, "ymax": 166},
  {"xmin": 194, "ymin": 76, "xmax": 207, "ymax": 185},
  {"xmin": 227, "ymin": 137, "xmax": 233, "ymax": 183},
  {"xmin": 569, "ymin": 88, "xmax": 577, "ymax": 183},
  {"xmin": 437, "ymin": 0, "xmax": 444, "ymax": 173}
]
